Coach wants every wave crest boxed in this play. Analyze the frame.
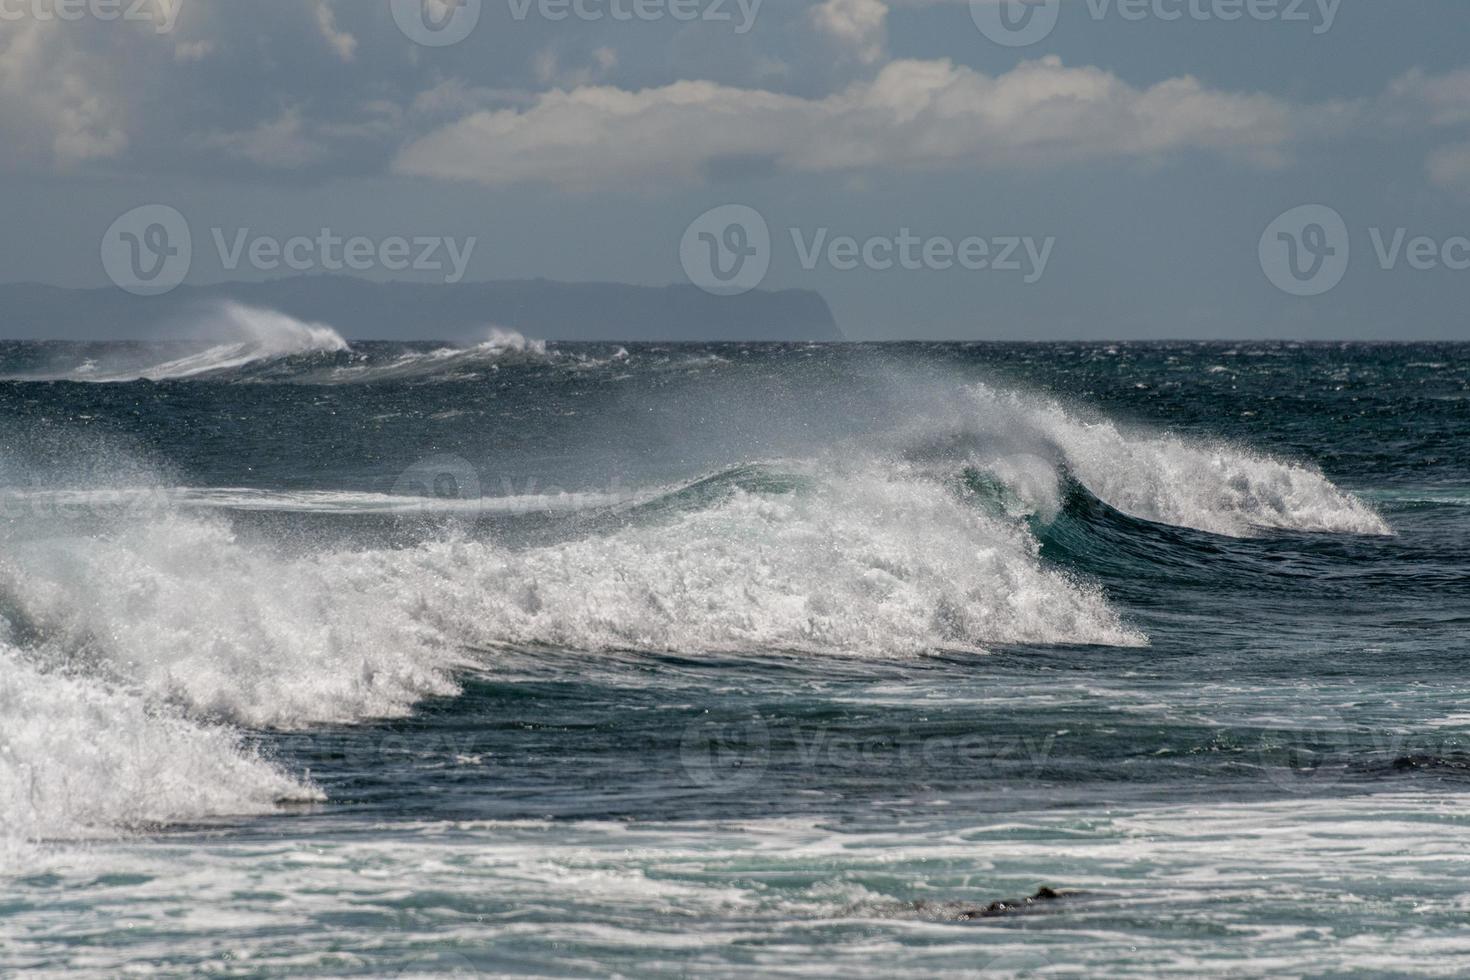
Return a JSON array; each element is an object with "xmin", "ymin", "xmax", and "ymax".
[
  {"xmin": 0, "ymin": 372, "xmax": 1393, "ymax": 848},
  {"xmin": 0, "ymin": 643, "xmax": 317, "ymax": 854},
  {"xmin": 0, "ymin": 510, "xmax": 463, "ymax": 730},
  {"xmin": 367, "ymin": 461, "xmax": 1147, "ymax": 655},
  {"xmin": 927, "ymin": 385, "xmax": 1390, "ymax": 539},
  {"xmin": 33, "ymin": 303, "xmax": 349, "ymax": 383}
]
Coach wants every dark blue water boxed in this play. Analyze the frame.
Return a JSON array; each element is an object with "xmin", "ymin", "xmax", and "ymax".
[{"xmin": 2, "ymin": 326, "xmax": 1469, "ymax": 976}]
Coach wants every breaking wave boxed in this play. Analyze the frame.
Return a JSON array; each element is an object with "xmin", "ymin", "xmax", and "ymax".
[
  {"xmin": 0, "ymin": 372, "xmax": 1390, "ymax": 850},
  {"xmin": 318, "ymin": 327, "xmax": 551, "ymax": 383},
  {"xmin": 906, "ymin": 385, "xmax": 1390, "ymax": 539},
  {"xmin": 24, "ymin": 303, "xmax": 349, "ymax": 382},
  {"xmin": 0, "ymin": 643, "xmax": 318, "ymax": 856}
]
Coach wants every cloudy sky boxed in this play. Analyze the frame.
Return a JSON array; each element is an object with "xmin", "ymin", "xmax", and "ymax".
[{"xmin": 2, "ymin": 0, "xmax": 1468, "ymax": 338}]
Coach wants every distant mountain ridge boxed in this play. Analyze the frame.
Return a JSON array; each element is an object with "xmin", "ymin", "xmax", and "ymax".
[{"xmin": 0, "ymin": 278, "xmax": 844, "ymax": 342}]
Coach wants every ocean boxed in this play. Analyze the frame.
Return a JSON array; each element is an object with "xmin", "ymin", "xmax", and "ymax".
[{"xmin": 2, "ymin": 307, "xmax": 1469, "ymax": 977}]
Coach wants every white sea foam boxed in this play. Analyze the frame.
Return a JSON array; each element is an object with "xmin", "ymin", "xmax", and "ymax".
[
  {"xmin": 929, "ymin": 384, "xmax": 1390, "ymax": 538},
  {"xmin": 360, "ymin": 460, "xmax": 1147, "ymax": 655},
  {"xmin": 0, "ymin": 374, "xmax": 1391, "ymax": 850},
  {"xmin": 29, "ymin": 303, "xmax": 349, "ymax": 383},
  {"xmin": 321, "ymin": 327, "xmax": 551, "ymax": 383},
  {"xmin": 479, "ymin": 326, "xmax": 547, "ymax": 356},
  {"xmin": 0, "ymin": 509, "xmax": 463, "ymax": 730},
  {"xmin": 0, "ymin": 452, "xmax": 1142, "ymax": 849},
  {"xmin": 0, "ymin": 642, "xmax": 316, "ymax": 855},
  {"xmin": 0, "ymin": 455, "xmax": 1138, "ymax": 743},
  {"xmin": 10, "ymin": 797, "xmax": 1470, "ymax": 976}
]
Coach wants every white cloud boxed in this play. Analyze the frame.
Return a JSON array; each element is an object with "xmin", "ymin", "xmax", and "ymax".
[
  {"xmin": 394, "ymin": 56, "xmax": 1295, "ymax": 191},
  {"xmin": 1428, "ymin": 142, "xmax": 1470, "ymax": 197},
  {"xmin": 174, "ymin": 39, "xmax": 216, "ymax": 63},
  {"xmin": 411, "ymin": 80, "xmax": 537, "ymax": 118},
  {"xmin": 314, "ymin": 1, "xmax": 358, "ymax": 62},
  {"xmin": 1383, "ymin": 69, "xmax": 1470, "ymax": 198},
  {"xmin": 532, "ymin": 46, "xmax": 620, "ymax": 89},
  {"xmin": 194, "ymin": 100, "xmax": 411, "ymax": 170},
  {"xmin": 1386, "ymin": 68, "xmax": 1470, "ymax": 127},
  {"xmin": 811, "ymin": 0, "xmax": 889, "ymax": 65},
  {"xmin": 196, "ymin": 108, "xmax": 329, "ymax": 169},
  {"xmin": 0, "ymin": 19, "xmax": 129, "ymax": 168}
]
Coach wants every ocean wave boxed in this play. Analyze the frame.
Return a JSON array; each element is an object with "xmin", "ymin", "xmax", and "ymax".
[
  {"xmin": 317, "ymin": 327, "xmax": 553, "ymax": 384},
  {"xmin": 0, "ymin": 374, "xmax": 1392, "ymax": 847},
  {"xmin": 17, "ymin": 303, "xmax": 349, "ymax": 383},
  {"xmin": 360, "ymin": 460, "xmax": 1147, "ymax": 656},
  {"xmin": 0, "ymin": 509, "xmax": 464, "ymax": 730},
  {"xmin": 912, "ymin": 385, "xmax": 1391, "ymax": 539},
  {"xmin": 0, "ymin": 642, "xmax": 316, "ymax": 856},
  {"xmin": 129, "ymin": 307, "xmax": 347, "ymax": 381},
  {"xmin": 0, "ymin": 457, "xmax": 1141, "ymax": 728},
  {"xmin": 0, "ymin": 450, "xmax": 1144, "ymax": 846},
  {"xmin": 0, "ymin": 383, "xmax": 1385, "ymax": 741}
]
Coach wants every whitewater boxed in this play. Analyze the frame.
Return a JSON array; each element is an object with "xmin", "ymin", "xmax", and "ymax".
[{"xmin": 3, "ymin": 318, "xmax": 1465, "ymax": 977}]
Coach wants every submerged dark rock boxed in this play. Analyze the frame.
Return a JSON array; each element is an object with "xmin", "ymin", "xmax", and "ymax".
[
  {"xmin": 908, "ymin": 886, "xmax": 1077, "ymax": 921},
  {"xmin": 1391, "ymin": 754, "xmax": 1470, "ymax": 774},
  {"xmin": 958, "ymin": 886, "xmax": 1073, "ymax": 919}
]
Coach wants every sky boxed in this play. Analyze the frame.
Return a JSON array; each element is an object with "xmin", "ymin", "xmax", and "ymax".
[{"xmin": 1, "ymin": 0, "xmax": 1469, "ymax": 339}]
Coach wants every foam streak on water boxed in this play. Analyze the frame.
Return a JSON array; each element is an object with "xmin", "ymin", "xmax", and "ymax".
[
  {"xmin": 6, "ymin": 795, "xmax": 1470, "ymax": 976},
  {"xmin": 0, "ymin": 643, "xmax": 316, "ymax": 856}
]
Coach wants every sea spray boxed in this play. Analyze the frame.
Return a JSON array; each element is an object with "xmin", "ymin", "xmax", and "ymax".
[
  {"xmin": 902, "ymin": 384, "xmax": 1391, "ymax": 538},
  {"xmin": 15, "ymin": 302, "xmax": 350, "ymax": 383},
  {"xmin": 358, "ymin": 459, "xmax": 1148, "ymax": 655},
  {"xmin": 0, "ymin": 643, "xmax": 317, "ymax": 852}
]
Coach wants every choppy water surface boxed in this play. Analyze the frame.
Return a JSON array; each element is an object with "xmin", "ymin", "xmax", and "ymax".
[{"xmin": 2, "ymin": 316, "xmax": 1468, "ymax": 976}]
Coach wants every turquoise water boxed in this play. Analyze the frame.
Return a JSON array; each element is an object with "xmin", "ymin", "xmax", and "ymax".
[{"xmin": 2, "ymin": 320, "xmax": 1468, "ymax": 976}]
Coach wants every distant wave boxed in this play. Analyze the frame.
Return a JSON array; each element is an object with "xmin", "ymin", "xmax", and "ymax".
[
  {"xmin": 22, "ymin": 303, "xmax": 349, "ymax": 382},
  {"xmin": 128, "ymin": 303, "xmax": 347, "ymax": 380},
  {"xmin": 6, "ymin": 307, "xmax": 625, "ymax": 386},
  {"xmin": 3, "ymin": 325, "xmax": 636, "ymax": 386},
  {"xmin": 316, "ymin": 327, "xmax": 557, "ymax": 383}
]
